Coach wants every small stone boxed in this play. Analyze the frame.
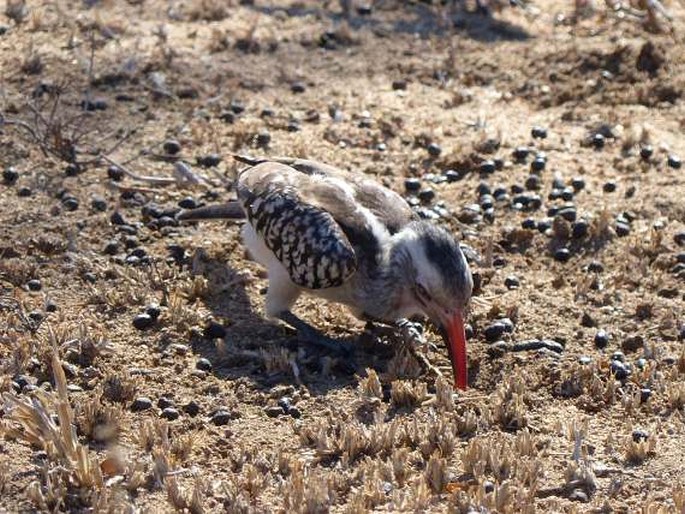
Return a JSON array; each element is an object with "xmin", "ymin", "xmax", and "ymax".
[
  {"xmin": 178, "ymin": 197, "xmax": 197, "ymax": 209},
  {"xmin": 404, "ymin": 178, "xmax": 421, "ymax": 192},
  {"xmin": 196, "ymin": 358, "xmax": 213, "ymax": 372},
  {"xmin": 640, "ymin": 145, "xmax": 653, "ymax": 160},
  {"xmin": 521, "ymin": 218, "xmax": 537, "ymax": 230},
  {"xmin": 158, "ymin": 397, "xmax": 175, "ymax": 409},
  {"xmin": 615, "ymin": 222, "xmax": 631, "ymax": 237},
  {"xmin": 513, "ymin": 146, "xmax": 530, "ymax": 161},
  {"xmin": 611, "ymin": 351, "xmax": 626, "ymax": 362},
  {"xmin": 418, "ymin": 188, "xmax": 435, "ymax": 203},
  {"xmin": 163, "ymin": 140, "xmax": 182, "ymax": 155},
  {"xmin": 62, "ymin": 196, "xmax": 79, "ymax": 211},
  {"xmin": 427, "ymin": 143, "xmax": 442, "ymax": 157},
  {"xmin": 196, "ymin": 154, "xmax": 221, "ymax": 167},
  {"xmin": 531, "ymin": 126, "xmax": 548, "ymax": 139},
  {"xmin": 2, "ymin": 167, "xmax": 19, "ymax": 185},
  {"xmin": 110, "ymin": 211, "xmax": 127, "ymax": 226},
  {"xmin": 107, "ymin": 166, "xmax": 124, "ymax": 181},
  {"xmin": 146, "ymin": 304, "xmax": 161, "ymax": 320},
  {"xmin": 504, "ymin": 275, "xmax": 520, "ymax": 289},
  {"xmin": 256, "ymin": 130, "xmax": 271, "ymax": 147},
  {"xmin": 571, "ymin": 177, "xmax": 586, "ymax": 191},
  {"xmin": 640, "ymin": 388, "xmax": 652, "ymax": 402},
  {"xmin": 525, "ymin": 174, "xmax": 541, "ymax": 190},
  {"xmin": 444, "ymin": 170, "xmax": 460, "ymax": 182},
  {"xmin": 160, "ymin": 407, "xmax": 180, "ymax": 421},
  {"xmin": 288, "ymin": 406, "xmax": 302, "ymax": 418},
  {"xmin": 530, "ymin": 157, "xmax": 546, "ymax": 172},
  {"xmin": 622, "ymin": 335, "xmax": 644, "ymax": 353},
  {"xmin": 603, "ymin": 181, "xmax": 617, "ymax": 193},
  {"xmin": 632, "ymin": 429, "xmax": 649, "ymax": 443},
  {"xmin": 667, "ymin": 154, "xmax": 682, "ymax": 169},
  {"xmin": 211, "ymin": 409, "xmax": 232, "ymax": 426},
  {"xmin": 610, "ymin": 360, "xmax": 628, "ymax": 380},
  {"xmin": 103, "ymin": 241, "xmax": 119, "ymax": 255},
  {"xmin": 264, "ymin": 405, "xmax": 284, "ymax": 418},
  {"xmin": 484, "ymin": 322, "xmax": 506, "ymax": 343},
  {"xmin": 479, "ymin": 160, "xmax": 496, "ymax": 174},
  {"xmin": 587, "ymin": 261, "xmax": 604, "ymax": 273},
  {"xmin": 572, "ymin": 220, "xmax": 589, "ymax": 239},
  {"xmin": 64, "ymin": 163, "xmax": 80, "ymax": 177},
  {"xmin": 132, "ymin": 313, "xmax": 154, "ymax": 330},
  {"xmin": 28, "ymin": 310, "xmax": 44, "ymax": 323},
  {"xmin": 91, "ymin": 196, "xmax": 107, "ymax": 212},
  {"xmin": 27, "ymin": 279, "xmax": 42, "ymax": 291},
  {"xmin": 483, "ymin": 481, "xmax": 495, "ymax": 493},
  {"xmin": 391, "ymin": 79, "xmax": 407, "ymax": 91},
  {"xmin": 592, "ymin": 133, "xmax": 605, "ymax": 149},
  {"xmin": 580, "ymin": 312, "xmax": 595, "ymax": 328},
  {"xmin": 183, "ymin": 401, "xmax": 200, "ymax": 416},
  {"xmin": 277, "ymin": 397, "xmax": 292, "ymax": 413},
  {"xmin": 17, "ymin": 186, "xmax": 32, "ymax": 197},
  {"xmin": 131, "ymin": 397, "xmax": 153, "ymax": 412},
  {"xmin": 290, "ymin": 81, "xmax": 306, "ymax": 93},
  {"xmin": 203, "ymin": 322, "xmax": 226, "ymax": 339},
  {"xmin": 554, "ymin": 248, "xmax": 571, "ymax": 262}
]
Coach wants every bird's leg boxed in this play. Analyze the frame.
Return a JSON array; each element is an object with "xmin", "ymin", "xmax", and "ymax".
[
  {"xmin": 394, "ymin": 319, "xmax": 443, "ymax": 381},
  {"xmin": 277, "ymin": 310, "xmax": 355, "ymax": 359}
]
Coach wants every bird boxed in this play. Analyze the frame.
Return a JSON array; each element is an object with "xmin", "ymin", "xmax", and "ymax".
[{"xmin": 178, "ymin": 155, "xmax": 474, "ymax": 389}]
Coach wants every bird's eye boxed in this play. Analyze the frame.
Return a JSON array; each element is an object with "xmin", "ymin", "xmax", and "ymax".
[{"xmin": 416, "ymin": 283, "xmax": 431, "ymax": 301}]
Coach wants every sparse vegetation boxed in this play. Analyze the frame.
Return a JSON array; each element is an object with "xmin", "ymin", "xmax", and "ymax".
[{"xmin": 1, "ymin": 0, "xmax": 684, "ymax": 512}]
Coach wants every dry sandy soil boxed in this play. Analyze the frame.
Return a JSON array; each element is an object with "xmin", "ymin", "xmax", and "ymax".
[{"xmin": 1, "ymin": 0, "xmax": 685, "ymax": 512}]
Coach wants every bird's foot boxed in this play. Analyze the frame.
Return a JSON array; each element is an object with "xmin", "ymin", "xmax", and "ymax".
[{"xmin": 394, "ymin": 319, "xmax": 443, "ymax": 381}]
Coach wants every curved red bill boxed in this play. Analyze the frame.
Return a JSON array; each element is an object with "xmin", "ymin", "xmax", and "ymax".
[{"xmin": 444, "ymin": 311, "xmax": 468, "ymax": 390}]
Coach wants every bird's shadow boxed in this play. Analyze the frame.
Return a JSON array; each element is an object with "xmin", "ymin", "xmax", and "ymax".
[
  {"xmin": 180, "ymin": 248, "xmax": 395, "ymax": 396},
  {"xmin": 244, "ymin": 2, "xmax": 531, "ymax": 43}
]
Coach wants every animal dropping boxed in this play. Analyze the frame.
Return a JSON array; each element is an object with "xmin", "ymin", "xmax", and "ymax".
[{"xmin": 178, "ymin": 156, "xmax": 473, "ymax": 389}]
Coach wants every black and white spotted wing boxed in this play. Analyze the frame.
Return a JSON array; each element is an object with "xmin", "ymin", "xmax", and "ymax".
[{"xmin": 238, "ymin": 182, "xmax": 358, "ymax": 289}]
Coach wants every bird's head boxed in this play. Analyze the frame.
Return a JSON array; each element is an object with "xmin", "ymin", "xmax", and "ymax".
[{"xmin": 394, "ymin": 221, "xmax": 473, "ymax": 389}]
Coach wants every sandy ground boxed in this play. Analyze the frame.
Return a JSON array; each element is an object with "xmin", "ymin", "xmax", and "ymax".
[{"xmin": 1, "ymin": 0, "xmax": 685, "ymax": 512}]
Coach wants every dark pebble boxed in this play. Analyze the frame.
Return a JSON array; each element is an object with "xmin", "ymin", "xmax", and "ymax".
[
  {"xmin": 484, "ymin": 322, "xmax": 506, "ymax": 343},
  {"xmin": 107, "ymin": 166, "xmax": 124, "ymax": 181},
  {"xmin": 160, "ymin": 407, "xmax": 180, "ymax": 421},
  {"xmin": 158, "ymin": 397, "xmax": 175, "ymax": 409},
  {"xmin": 132, "ymin": 313, "xmax": 154, "ymax": 330},
  {"xmin": 667, "ymin": 154, "xmax": 682, "ymax": 169},
  {"xmin": 531, "ymin": 126, "xmax": 548, "ymax": 139},
  {"xmin": 288, "ymin": 406, "xmax": 302, "ymax": 419},
  {"xmin": 418, "ymin": 188, "xmax": 435, "ymax": 203},
  {"xmin": 287, "ymin": 121, "xmax": 300, "ymax": 132},
  {"xmin": 635, "ymin": 358, "xmax": 647, "ymax": 370},
  {"xmin": 197, "ymin": 154, "xmax": 221, "ymax": 167},
  {"xmin": 204, "ymin": 321, "xmax": 226, "ymax": 339},
  {"xmin": 530, "ymin": 157, "xmax": 546, "ymax": 172},
  {"xmin": 603, "ymin": 181, "xmax": 617, "ymax": 193},
  {"xmin": 444, "ymin": 170, "xmax": 460, "ymax": 182},
  {"xmin": 178, "ymin": 197, "xmax": 197, "ymax": 209},
  {"xmin": 123, "ymin": 236, "xmax": 139, "ymax": 249},
  {"xmin": 572, "ymin": 220, "xmax": 589, "ymax": 239},
  {"xmin": 554, "ymin": 248, "xmax": 571, "ymax": 262},
  {"xmin": 615, "ymin": 222, "xmax": 631, "ymax": 237},
  {"xmin": 183, "ymin": 401, "xmax": 201, "ymax": 417},
  {"xmin": 522, "ymin": 218, "xmax": 537, "ymax": 230},
  {"xmin": 483, "ymin": 481, "xmax": 495, "ymax": 494},
  {"xmin": 610, "ymin": 360, "xmax": 628, "ymax": 380},
  {"xmin": 290, "ymin": 81, "xmax": 306, "ymax": 93},
  {"xmin": 196, "ymin": 358, "xmax": 213, "ymax": 372},
  {"xmin": 211, "ymin": 409, "xmax": 232, "ymax": 426},
  {"xmin": 640, "ymin": 145, "xmax": 653, "ymax": 160},
  {"xmin": 45, "ymin": 301, "xmax": 57, "ymax": 313},
  {"xmin": 479, "ymin": 195, "xmax": 494, "ymax": 210},
  {"xmin": 17, "ymin": 186, "xmax": 32, "ymax": 197},
  {"xmin": 3, "ymin": 167, "xmax": 19, "ymax": 184},
  {"xmin": 558, "ymin": 206, "xmax": 577, "ymax": 222},
  {"xmin": 513, "ymin": 146, "xmax": 530, "ymax": 161},
  {"xmin": 632, "ymin": 429, "xmax": 649, "ymax": 443},
  {"xmin": 392, "ymin": 79, "xmax": 408, "ymax": 91},
  {"xmin": 479, "ymin": 160, "xmax": 496, "ymax": 174},
  {"xmin": 504, "ymin": 276, "xmax": 520, "ymax": 289},
  {"xmin": 427, "ymin": 143, "xmax": 442, "ymax": 157},
  {"xmin": 592, "ymin": 133, "xmax": 605, "ymax": 149},
  {"xmin": 525, "ymin": 174, "xmax": 541, "ymax": 190},
  {"xmin": 571, "ymin": 177, "xmax": 586, "ymax": 191},
  {"xmin": 594, "ymin": 330, "xmax": 609, "ymax": 348},
  {"xmin": 27, "ymin": 279, "xmax": 42, "ymax": 291},
  {"xmin": 163, "ymin": 140, "xmax": 181, "ymax": 155},
  {"xmin": 611, "ymin": 351, "xmax": 626, "ymax": 362},
  {"xmin": 62, "ymin": 197, "xmax": 79, "ymax": 211},
  {"xmin": 28, "ymin": 310, "xmax": 44, "ymax": 323},
  {"xmin": 110, "ymin": 211, "xmax": 127, "ymax": 225},
  {"xmin": 64, "ymin": 163, "xmax": 80, "ymax": 177},
  {"xmin": 103, "ymin": 241, "xmax": 119, "ymax": 255},
  {"xmin": 131, "ymin": 397, "xmax": 153, "ymax": 412},
  {"xmin": 219, "ymin": 111, "xmax": 236, "ymax": 123},
  {"xmin": 640, "ymin": 388, "xmax": 652, "ymax": 402},
  {"xmin": 587, "ymin": 261, "xmax": 604, "ymax": 273},
  {"xmin": 404, "ymin": 177, "xmax": 421, "ymax": 193},
  {"xmin": 256, "ymin": 130, "xmax": 271, "ymax": 147},
  {"xmin": 493, "ymin": 255, "xmax": 507, "ymax": 267},
  {"xmin": 91, "ymin": 196, "xmax": 107, "ymax": 212},
  {"xmin": 146, "ymin": 304, "xmax": 161, "ymax": 320},
  {"xmin": 230, "ymin": 100, "xmax": 245, "ymax": 114},
  {"xmin": 561, "ymin": 188, "xmax": 574, "ymax": 201}
]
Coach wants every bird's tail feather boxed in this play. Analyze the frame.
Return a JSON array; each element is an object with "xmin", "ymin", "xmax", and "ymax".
[{"xmin": 177, "ymin": 201, "xmax": 245, "ymax": 221}]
